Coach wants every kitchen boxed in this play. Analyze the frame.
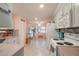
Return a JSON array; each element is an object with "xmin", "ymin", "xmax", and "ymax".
[{"xmin": 0, "ymin": 3, "xmax": 79, "ymax": 56}]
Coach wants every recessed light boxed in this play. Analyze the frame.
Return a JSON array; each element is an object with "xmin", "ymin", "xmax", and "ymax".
[
  {"xmin": 40, "ymin": 4, "xmax": 44, "ymax": 8},
  {"xmin": 38, "ymin": 23, "xmax": 41, "ymax": 26},
  {"xmin": 35, "ymin": 17, "xmax": 38, "ymax": 20}
]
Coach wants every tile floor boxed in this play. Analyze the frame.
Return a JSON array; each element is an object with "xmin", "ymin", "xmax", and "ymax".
[{"xmin": 24, "ymin": 39, "xmax": 51, "ymax": 56}]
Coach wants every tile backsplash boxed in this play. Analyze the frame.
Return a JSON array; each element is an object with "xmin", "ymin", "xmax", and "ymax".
[{"xmin": 64, "ymin": 33, "xmax": 79, "ymax": 45}]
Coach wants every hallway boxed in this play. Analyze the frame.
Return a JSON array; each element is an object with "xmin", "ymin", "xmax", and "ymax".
[{"xmin": 24, "ymin": 39, "xmax": 50, "ymax": 56}]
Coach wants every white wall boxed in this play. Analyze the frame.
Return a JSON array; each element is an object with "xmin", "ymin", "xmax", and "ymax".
[
  {"xmin": 13, "ymin": 15, "xmax": 26, "ymax": 45},
  {"xmin": 18, "ymin": 19, "xmax": 26, "ymax": 45}
]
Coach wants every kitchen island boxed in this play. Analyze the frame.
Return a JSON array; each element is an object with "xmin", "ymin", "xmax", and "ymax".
[
  {"xmin": 57, "ymin": 46, "xmax": 79, "ymax": 56},
  {"xmin": 0, "ymin": 44, "xmax": 24, "ymax": 56}
]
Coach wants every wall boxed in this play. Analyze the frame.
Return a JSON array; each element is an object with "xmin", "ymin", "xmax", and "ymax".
[
  {"xmin": 18, "ymin": 18, "xmax": 26, "ymax": 45},
  {"xmin": 13, "ymin": 15, "xmax": 27, "ymax": 46}
]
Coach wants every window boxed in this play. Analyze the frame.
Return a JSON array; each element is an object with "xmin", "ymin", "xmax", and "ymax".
[{"xmin": 37, "ymin": 26, "xmax": 46, "ymax": 33}]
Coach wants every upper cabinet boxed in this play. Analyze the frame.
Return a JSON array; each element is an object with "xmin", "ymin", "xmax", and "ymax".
[
  {"xmin": 0, "ymin": 3, "xmax": 13, "ymax": 29},
  {"xmin": 54, "ymin": 4, "xmax": 72, "ymax": 29},
  {"xmin": 54, "ymin": 3, "xmax": 79, "ymax": 29},
  {"xmin": 62, "ymin": 4, "xmax": 72, "ymax": 16},
  {"xmin": 71, "ymin": 4, "xmax": 79, "ymax": 27}
]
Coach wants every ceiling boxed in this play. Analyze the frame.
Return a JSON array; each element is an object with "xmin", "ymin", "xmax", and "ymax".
[
  {"xmin": 12, "ymin": 3, "xmax": 58, "ymax": 20},
  {"xmin": 12, "ymin": 3, "xmax": 58, "ymax": 27}
]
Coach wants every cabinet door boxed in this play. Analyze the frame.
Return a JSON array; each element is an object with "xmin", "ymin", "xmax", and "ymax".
[
  {"xmin": 73, "ymin": 4, "xmax": 79, "ymax": 27},
  {"xmin": 57, "ymin": 8, "xmax": 63, "ymax": 20},
  {"xmin": 55, "ymin": 19, "xmax": 60, "ymax": 29},
  {"xmin": 59, "ymin": 17, "xmax": 66, "ymax": 28},
  {"xmin": 0, "ymin": 3, "xmax": 13, "ymax": 29},
  {"xmin": 57, "ymin": 14, "xmax": 71, "ymax": 28},
  {"xmin": 54, "ymin": 4, "xmax": 72, "ymax": 29},
  {"xmin": 62, "ymin": 4, "xmax": 72, "ymax": 16},
  {"xmin": 64, "ymin": 14, "xmax": 71, "ymax": 28}
]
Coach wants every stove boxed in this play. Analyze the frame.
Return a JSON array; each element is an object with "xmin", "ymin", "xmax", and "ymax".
[
  {"xmin": 64, "ymin": 42, "xmax": 74, "ymax": 45},
  {"xmin": 53, "ymin": 39, "xmax": 59, "ymax": 41},
  {"xmin": 50, "ymin": 38, "xmax": 74, "ymax": 56},
  {"xmin": 56, "ymin": 42, "xmax": 64, "ymax": 45},
  {"xmin": 56, "ymin": 42, "xmax": 74, "ymax": 46},
  {"xmin": 53, "ymin": 38, "xmax": 74, "ymax": 46}
]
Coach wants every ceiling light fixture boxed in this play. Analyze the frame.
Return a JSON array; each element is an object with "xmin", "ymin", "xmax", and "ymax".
[
  {"xmin": 35, "ymin": 17, "xmax": 38, "ymax": 20},
  {"xmin": 40, "ymin": 4, "xmax": 44, "ymax": 8},
  {"xmin": 38, "ymin": 23, "xmax": 41, "ymax": 26}
]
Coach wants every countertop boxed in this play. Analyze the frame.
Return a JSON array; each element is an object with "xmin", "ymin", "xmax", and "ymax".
[
  {"xmin": 58, "ymin": 46, "xmax": 79, "ymax": 56},
  {"xmin": 0, "ymin": 44, "xmax": 24, "ymax": 56}
]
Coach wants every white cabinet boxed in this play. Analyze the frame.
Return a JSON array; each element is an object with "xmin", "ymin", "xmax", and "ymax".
[
  {"xmin": 54, "ymin": 4, "xmax": 72, "ymax": 29},
  {"xmin": 62, "ymin": 4, "xmax": 72, "ymax": 16},
  {"xmin": 56, "ymin": 7, "xmax": 63, "ymax": 20},
  {"xmin": 55, "ymin": 3, "xmax": 79, "ymax": 28},
  {"xmin": 72, "ymin": 4, "xmax": 79, "ymax": 27},
  {"xmin": 0, "ymin": 3, "xmax": 13, "ymax": 29},
  {"xmin": 55, "ymin": 14, "xmax": 70, "ymax": 29},
  {"xmin": 65, "ymin": 14, "xmax": 71, "ymax": 27}
]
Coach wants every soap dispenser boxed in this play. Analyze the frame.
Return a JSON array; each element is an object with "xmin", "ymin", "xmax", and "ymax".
[{"xmin": 59, "ymin": 29, "xmax": 64, "ymax": 40}]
